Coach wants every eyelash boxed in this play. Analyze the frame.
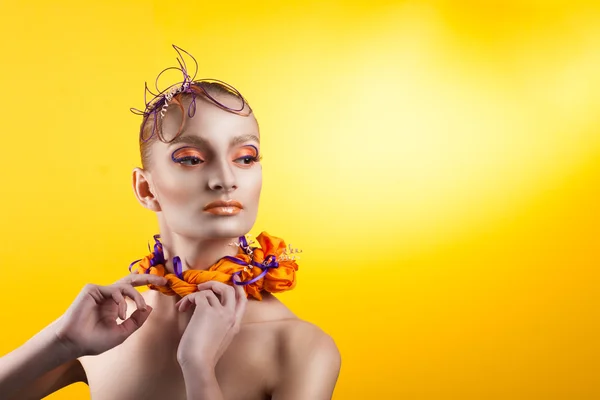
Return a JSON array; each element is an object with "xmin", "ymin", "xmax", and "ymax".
[
  {"xmin": 174, "ymin": 155, "xmax": 203, "ymax": 166},
  {"xmin": 236, "ymin": 154, "xmax": 263, "ymax": 165},
  {"xmin": 172, "ymin": 153, "xmax": 263, "ymax": 166}
]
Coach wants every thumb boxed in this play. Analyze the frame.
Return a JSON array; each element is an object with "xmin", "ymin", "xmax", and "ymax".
[{"xmin": 118, "ymin": 305, "xmax": 153, "ymax": 338}]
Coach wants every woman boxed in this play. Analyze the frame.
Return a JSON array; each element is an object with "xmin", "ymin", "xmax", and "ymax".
[{"xmin": 0, "ymin": 46, "xmax": 341, "ymax": 400}]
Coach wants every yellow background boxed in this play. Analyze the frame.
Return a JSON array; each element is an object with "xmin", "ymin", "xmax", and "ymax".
[{"xmin": 1, "ymin": 1, "xmax": 599, "ymax": 399}]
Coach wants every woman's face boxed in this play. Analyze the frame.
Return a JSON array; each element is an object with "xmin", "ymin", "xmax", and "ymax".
[{"xmin": 140, "ymin": 96, "xmax": 262, "ymax": 240}]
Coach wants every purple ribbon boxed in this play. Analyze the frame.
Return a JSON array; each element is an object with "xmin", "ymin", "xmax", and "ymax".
[
  {"xmin": 173, "ymin": 256, "xmax": 183, "ymax": 280},
  {"xmin": 128, "ymin": 235, "xmax": 165, "ymax": 273},
  {"xmin": 128, "ymin": 259, "xmax": 142, "ymax": 273},
  {"xmin": 231, "ymin": 254, "xmax": 280, "ymax": 286}
]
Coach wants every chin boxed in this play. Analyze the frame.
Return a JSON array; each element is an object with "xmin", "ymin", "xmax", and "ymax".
[{"xmin": 193, "ymin": 216, "xmax": 255, "ymax": 240}]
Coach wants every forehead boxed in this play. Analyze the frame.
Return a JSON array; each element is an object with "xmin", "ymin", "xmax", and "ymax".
[{"xmin": 161, "ymin": 94, "xmax": 259, "ymax": 145}]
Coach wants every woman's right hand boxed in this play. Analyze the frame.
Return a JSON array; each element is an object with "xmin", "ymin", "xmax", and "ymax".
[{"xmin": 51, "ymin": 274, "xmax": 168, "ymax": 358}]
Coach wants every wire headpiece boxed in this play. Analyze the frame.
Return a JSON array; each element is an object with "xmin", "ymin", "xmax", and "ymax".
[{"xmin": 130, "ymin": 45, "xmax": 251, "ymax": 143}]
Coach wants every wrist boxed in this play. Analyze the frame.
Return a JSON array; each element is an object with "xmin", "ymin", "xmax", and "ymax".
[
  {"xmin": 179, "ymin": 358, "xmax": 224, "ymax": 400},
  {"xmin": 47, "ymin": 319, "xmax": 85, "ymax": 360},
  {"xmin": 178, "ymin": 356, "xmax": 215, "ymax": 377}
]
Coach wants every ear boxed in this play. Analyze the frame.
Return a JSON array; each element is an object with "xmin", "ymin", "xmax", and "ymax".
[{"xmin": 132, "ymin": 167, "xmax": 161, "ymax": 212}]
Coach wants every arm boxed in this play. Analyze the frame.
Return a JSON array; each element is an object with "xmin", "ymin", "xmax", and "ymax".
[
  {"xmin": 0, "ymin": 322, "xmax": 86, "ymax": 400},
  {"xmin": 180, "ymin": 361, "xmax": 224, "ymax": 400},
  {"xmin": 0, "ymin": 273, "xmax": 166, "ymax": 399},
  {"xmin": 272, "ymin": 328, "xmax": 341, "ymax": 400},
  {"xmin": 175, "ymin": 278, "xmax": 248, "ymax": 400}
]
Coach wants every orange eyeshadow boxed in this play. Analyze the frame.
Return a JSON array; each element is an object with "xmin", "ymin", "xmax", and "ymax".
[{"xmin": 171, "ymin": 147, "xmax": 205, "ymax": 163}]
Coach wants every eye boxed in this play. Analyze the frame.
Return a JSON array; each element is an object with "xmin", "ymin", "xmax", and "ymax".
[
  {"xmin": 177, "ymin": 156, "xmax": 204, "ymax": 166},
  {"xmin": 233, "ymin": 145, "xmax": 261, "ymax": 166},
  {"xmin": 171, "ymin": 147, "xmax": 205, "ymax": 166},
  {"xmin": 235, "ymin": 155, "xmax": 260, "ymax": 165}
]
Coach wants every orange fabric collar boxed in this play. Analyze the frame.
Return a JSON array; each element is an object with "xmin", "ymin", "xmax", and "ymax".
[{"xmin": 129, "ymin": 232, "xmax": 298, "ymax": 300}]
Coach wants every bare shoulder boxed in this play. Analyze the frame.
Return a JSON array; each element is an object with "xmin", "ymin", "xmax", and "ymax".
[
  {"xmin": 279, "ymin": 319, "xmax": 341, "ymax": 364},
  {"xmin": 270, "ymin": 319, "xmax": 341, "ymax": 400},
  {"xmin": 249, "ymin": 294, "xmax": 340, "ymax": 366}
]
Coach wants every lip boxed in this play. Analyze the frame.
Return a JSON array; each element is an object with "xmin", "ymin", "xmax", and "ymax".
[{"xmin": 204, "ymin": 200, "xmax": 243, "ymax": 216}]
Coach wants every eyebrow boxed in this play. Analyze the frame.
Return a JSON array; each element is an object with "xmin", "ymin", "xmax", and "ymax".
[{"xmin": 169, "ymin": 134, "xmax": 260, "ymax": 148}]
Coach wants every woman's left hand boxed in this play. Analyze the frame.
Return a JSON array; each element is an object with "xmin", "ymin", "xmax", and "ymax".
[{"xmin": 175, "ymin": 276, "xmax": 248, "ymax": 370}]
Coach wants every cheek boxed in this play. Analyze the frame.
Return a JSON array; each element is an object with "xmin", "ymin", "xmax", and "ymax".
[
  {"xmin": 154, "ymin": 170, "xmax": 200, "ymax": 208},
  {"xmin": 239, "ymin": 171, "xmax": 262, "ymax": 208},
  {"xmin": 250, "ymin": 173, "xmax": 262, "ymax": 198}
]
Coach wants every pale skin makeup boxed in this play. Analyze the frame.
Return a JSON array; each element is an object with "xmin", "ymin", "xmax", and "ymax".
[{"xmin": 0, "ymin": 94, "xmax": 341, "ymax": 400}]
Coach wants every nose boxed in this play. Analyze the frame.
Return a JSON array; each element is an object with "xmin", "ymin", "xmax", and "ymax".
[{"xmin": 207, "ymin": 159, "xmax": 238, "ymax": 192}]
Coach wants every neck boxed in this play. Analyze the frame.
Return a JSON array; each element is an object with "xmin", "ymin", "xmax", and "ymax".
[{"xmin": 157, "ymin": 231, "xmax": 241, "ymax": 273}]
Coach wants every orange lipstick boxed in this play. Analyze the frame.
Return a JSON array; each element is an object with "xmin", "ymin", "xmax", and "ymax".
[{"xmin": 203, "ymin": 200, "xmax": 243, "ymax": 216}]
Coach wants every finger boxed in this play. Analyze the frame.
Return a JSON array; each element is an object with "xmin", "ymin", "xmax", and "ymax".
[
  {"xmin": 118, "ymin": 305, "xmax": 153, "ymax": 338},
  {"xmin": 197, "ymin": 281, "xmax": 235, "ymax": 310},
  {"xmin": 118, "ymin": 285, "xmax": 147, "ymax": 311},
  {"xmin": 203, "ymin": 290, "xmax": 221, "ymax": 308},
  {"xmin": 175, "ymin": 296, "xmax": 188, "ymax": 309},
  {"xmin": 175, "ymin": 294, "xmax": 191, "ymax": 308},
  {"xmin": 98, "ymin": 285, "xmax": 141, "ymax": 316},
  {"xmin": 97, "ymin": 285, "xmax": 131, "ymax": 314},
  {"xmin": 179, "ymin": 292, "xmax": 210, "ymax": 312},
  {"xmin": 232, "ymin": 274, "xmax": 246, "ymax": 297},
  {"xmin": 118, "ymin": 273, "xmax": 168, "ymax": 287},
  {"xmin": 233, "ymin": 275, "xmax": 248, "ymax": 325},
  {"xmin": 177, "ymin": 297, "xmax": 191, "ymax": 312},
  {"xmin": 210, "ymin": 280, "xmax": 236, "ymax": 306},
  {"xmin": 110, "ymin": 290, "xmax": 127, "ymax": 320},
  {"xmin": 82, "ymin": 283, "xmax": 105, "ymax": 304},
  {"xmin": 177, "ymin": 292, "xmax": 206, "ymax": 312},
  {"xmin": 232, "ymin": 275, "xmax": 248, "ymax": 305},
  {"xmin": 115, "ymin": 274, "xmax": 168, "ymax": 287}
]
